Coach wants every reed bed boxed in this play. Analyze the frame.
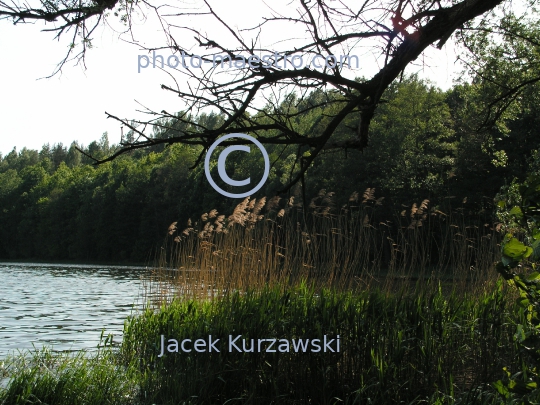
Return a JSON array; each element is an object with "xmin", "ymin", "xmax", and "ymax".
[
  {"xmin": 0, "ymin": 190, "xmax": 516, "ymax": 405},
  {"xmin": 120, "ymin": 189, "xmax": 518, "ymax": 404},
  {"xmin": 145, "ymin": 189, "xmax": 501, "ymax": 304},
  {"xmin": 121, "ymin": 283, "xmax": 520, "ymax": 404}
]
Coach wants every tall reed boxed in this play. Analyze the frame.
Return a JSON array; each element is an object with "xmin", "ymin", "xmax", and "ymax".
[{"xmin": 145, "ymin": 189, "xmax": 501, "ymax": 303}]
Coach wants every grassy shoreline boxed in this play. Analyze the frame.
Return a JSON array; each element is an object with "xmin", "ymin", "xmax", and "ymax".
[{"xmin": 0, "ymin": 281, "xmax": 526, "ymax": 405}]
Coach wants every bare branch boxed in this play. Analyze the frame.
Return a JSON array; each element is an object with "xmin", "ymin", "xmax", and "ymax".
[{"xmin": 4, "ymin": 0, "xmax": 511, "ymax": 192}]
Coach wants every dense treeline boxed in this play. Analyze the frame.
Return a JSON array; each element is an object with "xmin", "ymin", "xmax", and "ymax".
[{"xmin": 1, "ymin": 76, "xmax": 539, "ymax": 262}]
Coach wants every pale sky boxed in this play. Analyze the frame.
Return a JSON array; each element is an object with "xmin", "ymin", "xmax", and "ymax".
[{"xmin": 0, "ymin": 0, "xmax": 462, "ymax": 157}]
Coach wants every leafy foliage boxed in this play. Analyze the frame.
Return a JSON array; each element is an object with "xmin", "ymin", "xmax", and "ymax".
[{"xmin": 495, "ymin": 175, "xmax": 540, "ymax": 402}]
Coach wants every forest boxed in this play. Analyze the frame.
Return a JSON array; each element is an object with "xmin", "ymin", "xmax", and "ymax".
[{"xmin": 0, "ymin": 75, "xmax": 537, "ymax": 263}]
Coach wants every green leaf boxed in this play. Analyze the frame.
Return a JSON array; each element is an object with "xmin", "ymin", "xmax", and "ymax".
[
  {"xmin": 493, "ymin": 380, "xmax": 509, "ymax": 398},
  {"xmin": 517, "ymin": 297, "xmax": 530, "ymax": 307},
  {"xmin": 509, "ymin": 206, "xmax": 524, "ymax": 219},
  {"xmin": 503, "ymin": 238, "xmax": 532, "ymax": 261}
]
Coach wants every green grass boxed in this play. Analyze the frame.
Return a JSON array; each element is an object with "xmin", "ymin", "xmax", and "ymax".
[
  {"xmin": 119, "ymin": 282, "xmax": 521, "ymax": 405},
  {"xmin": 0, "ymin": 282, "xmax": 529, "ymax": 405},
  {"xmin": 0, "ymin": 345, "xmax": 138, "ymax": 405}
]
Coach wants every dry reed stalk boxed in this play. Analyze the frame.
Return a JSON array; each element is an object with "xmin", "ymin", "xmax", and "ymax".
[{"xmin": 142, "ymin": 189, "xmax": 502, "ymax": 306}]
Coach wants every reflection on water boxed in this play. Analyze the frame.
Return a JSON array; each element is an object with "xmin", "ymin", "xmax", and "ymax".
[{"xmin": 0, "ymin": 262, "xmax": 146, "ymax": 359}]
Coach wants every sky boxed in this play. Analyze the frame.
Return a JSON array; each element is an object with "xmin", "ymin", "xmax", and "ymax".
[{"xmin": 0, "ymin": 0, "xmax": 463, "ymax": 157}]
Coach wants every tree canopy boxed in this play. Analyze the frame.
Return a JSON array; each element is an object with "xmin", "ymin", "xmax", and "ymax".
[{"xmin": 2, "ymin": 74, "xmax": 540, "ymax": 261}]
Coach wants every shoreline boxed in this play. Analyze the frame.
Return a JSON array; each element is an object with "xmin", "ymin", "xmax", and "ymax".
[{"xmin": 0, "ymin": 258, "xmax": 149, "ymax": 268}]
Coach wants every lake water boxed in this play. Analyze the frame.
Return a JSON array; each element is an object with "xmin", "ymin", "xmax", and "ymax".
[{"xmin": 0, "ymin": 262, "xmax": 147, "ymax": 360}]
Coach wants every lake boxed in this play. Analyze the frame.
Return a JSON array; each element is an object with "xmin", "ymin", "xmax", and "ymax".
[{"xmin": 0, "ymin": 262, "xmax": 147, "ymax": 360}]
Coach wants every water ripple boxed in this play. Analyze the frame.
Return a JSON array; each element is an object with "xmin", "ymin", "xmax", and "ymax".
[{"xmin": 0, "ymin": 262, "xmax": 146, "ymax": 359}]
